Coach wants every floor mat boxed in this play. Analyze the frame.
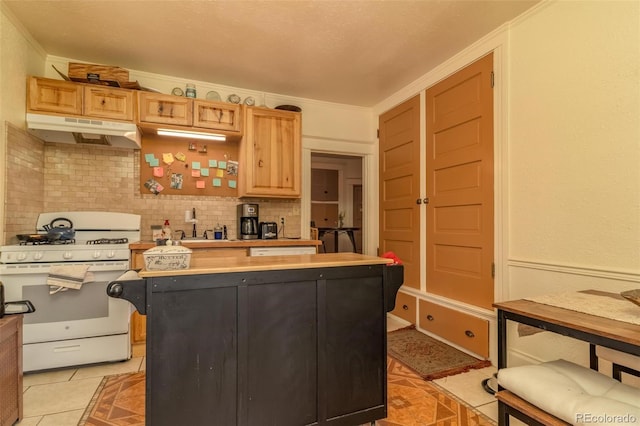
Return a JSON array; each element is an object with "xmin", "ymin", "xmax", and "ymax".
[{"xmin": 387, "ymin": 325, "xmax": 491, "ymax": 380}]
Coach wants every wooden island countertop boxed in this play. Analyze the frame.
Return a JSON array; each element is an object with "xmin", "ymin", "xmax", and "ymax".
[{"xmin": 139, "ymin": 252, "xmax": 392, "ymax": 277}]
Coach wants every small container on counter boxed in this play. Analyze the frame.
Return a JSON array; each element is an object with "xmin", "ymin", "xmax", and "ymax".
[{"xmin": 214, "ymin": 224, "xmax": 223, "ymax": 240}]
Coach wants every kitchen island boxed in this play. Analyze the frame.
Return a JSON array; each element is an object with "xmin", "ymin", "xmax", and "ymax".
[
  {"xmin": 128, "ymin": 239, "xmax": 323, "ymax": 354},
  {"xmin": 109, "ymin": 253, "xmax": 403, "ymax": 426}
]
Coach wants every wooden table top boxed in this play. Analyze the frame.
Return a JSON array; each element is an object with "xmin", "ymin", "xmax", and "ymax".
[
  {"xmin": 139, "ymin": 252, "xmax": 393, "ymax": 278},
  {"xmin": 494, "ymin": 298, "xmax": 640, "ymax": 348}
]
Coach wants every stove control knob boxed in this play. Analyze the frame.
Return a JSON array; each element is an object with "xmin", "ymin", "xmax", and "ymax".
[
  {"xmin": 17, "ymin": 252, "xmax": 27, "ymax": 261},
  {"xmin": 63, "ymin": 251, "xmax": 73, "ymax": 260},
  {"xmin": 33, "ymin": 252, "xmax": 44, "ymax": 261},
  {"xmin": 107, "ymin": 250, "xmax": 116, "ymax": 258},
  {"xmin": 93, "ymin": 251, "xmax": 102, "ymax": 259}
]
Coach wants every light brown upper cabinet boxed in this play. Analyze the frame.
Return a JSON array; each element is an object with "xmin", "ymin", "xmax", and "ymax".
[
  {"xmin": 137, "ymin": 92, "xmax": 193, "ymax": 126},
  {"xmin": 193, "ymin": 99, "xmax": 242, "ymax": 133},
  {"xmin": 28, "ymin": 76, "xmax": 135, "ymax": 122},
  {"xmin": 238, "ymin": 106, "xmax": 301, "ymax": 198},
  {"xmin": 28, "ymin": 77, "xmax": 83, "ymax": 115},
  {"xmin": 137, "ymin": 92, "xmax": 243, "ymax": 136},
  {"xmin": 83, "ymin": 85, "xmax": 135, "ymax": 121}
]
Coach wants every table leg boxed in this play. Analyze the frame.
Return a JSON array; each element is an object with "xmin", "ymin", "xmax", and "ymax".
[
  {"xmin": 333, "ymin": 231, "xmax": 339, "ymax": 253},
  {"xmin": 497, "ymin": 309, "xmax": 507, "ymax": 370},
  {"xmin": 347, "ymin": 230, "xmax": 357, "ymax": 252}
]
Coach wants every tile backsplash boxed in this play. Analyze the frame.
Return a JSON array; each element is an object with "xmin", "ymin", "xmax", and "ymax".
[{"xmin": 4, "ymin": 126, "xmax": 301, "ymax": 243}]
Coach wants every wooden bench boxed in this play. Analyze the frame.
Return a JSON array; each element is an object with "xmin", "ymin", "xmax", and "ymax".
[
  {"xmin": 496, "ymin": 390, "xmax": 570, "ymax": 426},
  {"xmin": 496, "ymin": 359, "xmax": 640, "ymax": 426}
]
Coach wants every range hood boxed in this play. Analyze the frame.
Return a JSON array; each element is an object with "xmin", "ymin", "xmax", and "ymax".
[{"xmin": 26, "ymin": 113, "xmax": 141, "ymax": 149}]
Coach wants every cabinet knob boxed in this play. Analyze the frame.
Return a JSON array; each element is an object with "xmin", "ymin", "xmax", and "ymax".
[
  {"xmin": 416, "ymin": 199, "xmax": 422, "ymax": 204},
  {"xmin": 258, "ymin": 160, "xmax": 264, "ymax": 167},
  {"xmin": 426, "ymin": 314, "xmax": 434, "ymax": 321},
  {"xmin": 402, "ymin": 304, "xmax": 409, "ymax": 310},
  {"xmin": 465, "ymin": 330, "xmax": 475, "ymax": 338}
]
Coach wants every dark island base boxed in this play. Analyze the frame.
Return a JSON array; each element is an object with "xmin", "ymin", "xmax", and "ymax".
[{"xmin": 111, "ymin": 261, "xmax": 403, "ymax": 426}]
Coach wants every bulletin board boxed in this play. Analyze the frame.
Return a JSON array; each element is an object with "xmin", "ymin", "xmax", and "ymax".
[{"xmin": 140, "ymin": 134, "xmax": 239, "ymax": 197}]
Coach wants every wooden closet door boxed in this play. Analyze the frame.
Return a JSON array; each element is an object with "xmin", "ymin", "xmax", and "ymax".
[
  {"xmin": 425, "ymin": 53, "xmax": 494, "ymax": 309},
  {"xmin": 378, "ymin": 95, "xmax": 421, "ymax": 290}
]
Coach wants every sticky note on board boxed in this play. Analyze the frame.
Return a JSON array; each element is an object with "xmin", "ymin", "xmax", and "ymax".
[
  {"xmin": 218, "ymin": 161, "xmax": 227, "ymax": 169},
  {"xmin": 153, "ymin": 167, "xmax": 164, "ymax": 177},
  {"xmin": 149, "ymin": 158, "xmax": 160, "ymax": 167},
  {"xmin": 196, "ymin": 180, "xmax": 205, "ymax": 189},
  {"xmin": 191, "ymin": 169, "xmax": 201, "ymax": 178},
  {"xmin": 192, "ymin": 161, "xmax": 201, "ymax": 170},
  {"xmin": 162, "ymin": 153, "xmax": 174, "ymax": 165},
  {"xmin": 175, "ymin": 152, "xmax": 186, "ymax": 162},
  {"xmin": 209, "ymin": 159, "xmax": 217, "ymax": 168},
  {"xmin": 200, "ymin": 168, "xmax": 210, "ymax": 177},
  {"xmin": 212, "ymin": 178, "xmax": 222, "ymax": 187},
  {"xmin": 228, "ymin": 180, "xmax": 237, "ymax": 188},
  {"xmin": 144, "ymin": 153, "xmax": 156, "ymax": 163},
  {"xmin": 216, "ymin": 169, "xmax": 224, "ymax": 178}
]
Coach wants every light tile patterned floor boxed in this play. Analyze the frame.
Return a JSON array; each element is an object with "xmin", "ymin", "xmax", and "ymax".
[{"xmin": 18, "ymin": 317, "xmax": 499, "ymax": 425}]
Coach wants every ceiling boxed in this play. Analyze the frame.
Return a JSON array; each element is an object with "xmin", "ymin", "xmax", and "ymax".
[{"xmin": 3, "ymin": 0, "xmax": 539, "ymax": 107}]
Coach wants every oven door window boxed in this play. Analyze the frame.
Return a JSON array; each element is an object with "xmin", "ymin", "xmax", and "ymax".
[{"xmin": 8, "ymin": 271, "xmax": 131, "ymax": 344}]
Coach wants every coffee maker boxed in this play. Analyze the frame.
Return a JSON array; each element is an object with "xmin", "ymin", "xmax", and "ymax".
[{"xmin": 237, "ymin": 203, "xmax": 259, "ymax": 240}]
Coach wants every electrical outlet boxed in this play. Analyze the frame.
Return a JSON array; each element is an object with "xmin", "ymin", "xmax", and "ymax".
[{"xmin": 280, "ymin": 217, "xmax": 285, "ymax": 225}]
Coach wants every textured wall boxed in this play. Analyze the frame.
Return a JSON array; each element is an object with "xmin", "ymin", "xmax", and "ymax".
[
  {"xmin": 4, "ymin": 124, "xmax": 45, "ymax": 243},
  {"xmin": 507, "ymin": 0, "xmax": 640, "ymax": 272}
]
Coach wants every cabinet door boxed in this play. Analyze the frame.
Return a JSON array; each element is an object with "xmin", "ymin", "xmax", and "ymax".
[
  {"xmin": 246, "ymin": 280, "xmax": 317, "ymax": 425},
  {"xmin": 148, "ymin": 277, "xmax": 238, "ymax": 426},
  {"xmin": 83, "ymin": 86, "xmax": 134, "ymax": 121},
  {"xmin": 311, "ymin": 169, "xmax": 339, "ymax": 201},
  {"xmin": 27, "ymin": 77, "xmax": 82, "ymax": 115},
  {"xmin": 137, "ymin": 92, "xmax": 192, "ymax": 126},
  {"xmin": 379, "ymin": 95, "xmax": 421, "ymax": 290},
  {"xmin": 193, "ymin": 99, "xmax": 242, "ymax": 133},
  {"xmin": 240, "ymin": 107, "xmax": 301, "ymax": 198},
  {"xmin": 324, "ymin": 273, "xmax": 386, "ymax": 420},
  {"xmin": 311, "ymin": 203, "xmax": 339, "ymax": 228},
  {"xmin": 0, "ymin": 315, "xmax": 22, "ymax": 426}
]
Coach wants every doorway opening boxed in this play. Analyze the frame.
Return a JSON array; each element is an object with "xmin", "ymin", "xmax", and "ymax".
[{"xmin": 310, "ymin": 152, "xmax": 363, "ymax": 253}]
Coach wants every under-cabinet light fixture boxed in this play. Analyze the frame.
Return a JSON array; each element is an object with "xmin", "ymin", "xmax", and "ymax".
[{"xmin": 157, "ymin": 128, "xmax": 226, "ymax": 141}]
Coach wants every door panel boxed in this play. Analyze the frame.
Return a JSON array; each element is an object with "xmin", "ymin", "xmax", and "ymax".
[
  {"xmin": 425, "ymin": 53, "xmax": 494, "ymax": 309},
  {"xmin": 379, "ymin": 95, "xmax": 421, "ymax": 290}
]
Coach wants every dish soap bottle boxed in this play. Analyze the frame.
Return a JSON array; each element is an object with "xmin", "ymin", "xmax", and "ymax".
[{"xmin": 162, "ymin": 219, "xmax": 172, "ymax": 240}]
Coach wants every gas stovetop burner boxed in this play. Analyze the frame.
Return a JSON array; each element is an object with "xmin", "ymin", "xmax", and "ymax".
[
  {"xmin": 19, "ymin": 238, "xmax": 76, "ymax": 246},
  {"xmin": 86, "ymin": 238, "xmax": 129, "ymax": 245}
]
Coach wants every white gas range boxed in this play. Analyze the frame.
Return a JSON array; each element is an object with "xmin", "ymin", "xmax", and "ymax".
[{"xmin": 0, "ymin": 211, "xmax": 140, "ymax": 372}]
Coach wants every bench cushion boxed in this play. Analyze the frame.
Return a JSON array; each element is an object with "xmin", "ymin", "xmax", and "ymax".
[{"xmin": 498, "ymin": 359, "xmax": 640, "ymax": 425}]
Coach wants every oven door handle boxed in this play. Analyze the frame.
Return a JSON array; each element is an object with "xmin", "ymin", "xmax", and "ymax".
[{"xmin": 107, "ymin": 279, "xmax": 146, "ymax": 315}]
